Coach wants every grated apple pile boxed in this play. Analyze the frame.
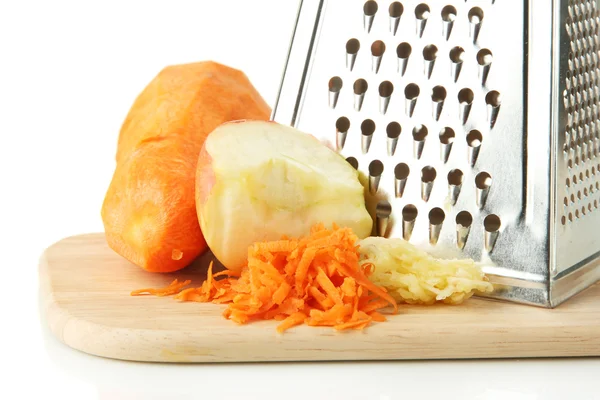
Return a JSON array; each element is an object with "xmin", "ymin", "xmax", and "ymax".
[{"xmin": 358, "ymin": 237, "xmax": 494, "ymax": 305}]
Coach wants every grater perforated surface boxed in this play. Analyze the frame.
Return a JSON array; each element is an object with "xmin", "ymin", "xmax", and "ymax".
[
  {"xmin": 556, "ymin": 0, "xmax": 600, "ymax": 277},
  {"xmin": 273, "ymin": 0, "xmax": 600, "ymax": 306}
]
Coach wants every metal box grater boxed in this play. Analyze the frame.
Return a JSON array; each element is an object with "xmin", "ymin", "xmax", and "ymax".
[{"xmin": 272, "ymin": 0, "xmax": 600, "ymax": 307}]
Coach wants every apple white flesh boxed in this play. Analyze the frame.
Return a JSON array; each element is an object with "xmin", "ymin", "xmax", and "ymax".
[{"xmin": 196, "ymin": 120, "xmax": 373, "ymax": 272}]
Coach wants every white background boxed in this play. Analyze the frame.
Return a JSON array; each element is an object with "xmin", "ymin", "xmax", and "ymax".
[{"xmin": 2, "ymin": 1, "xmax": 600, "ymax": 399}]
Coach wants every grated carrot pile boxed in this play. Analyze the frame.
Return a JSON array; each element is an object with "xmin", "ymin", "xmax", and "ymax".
[{"xmin": 131, "ymin": 223, "xmax": 398, "ymax": 333}]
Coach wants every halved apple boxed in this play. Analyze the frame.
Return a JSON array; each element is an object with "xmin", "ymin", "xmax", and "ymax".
[{"xmin": 196, "ymin": 120, "xmax": 373, "ymax": 271}]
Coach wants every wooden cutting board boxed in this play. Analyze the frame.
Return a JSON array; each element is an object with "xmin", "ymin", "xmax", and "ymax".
[{"xmin": 39, "ymin": 233, "xmax": 600, "ymax": 363}]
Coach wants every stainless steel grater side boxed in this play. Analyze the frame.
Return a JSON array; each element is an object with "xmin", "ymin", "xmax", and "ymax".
[{"xmin": 272, "ymin": 0, "xmax": 600, "ymax": 307}]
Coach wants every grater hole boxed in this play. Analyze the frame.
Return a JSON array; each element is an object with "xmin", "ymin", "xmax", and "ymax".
[
  {"xmin": 459, "ymin": 88, "xmax": 474, "ymax": 105},
  {"xmin": 432, "ymin": 85, "xmax": 447, "ymax": 102},
  {"xmin": 571, "ymin": 193, "xmax": 576, "ymax": 203},
  {"xmin": 423, "ymin": 45, "xmax": 438, "ymax": 61},
  {"xmin": 467, "ymin": 129, "xmax": 483, "ymax": 147},
  {"xmin": 456, "ymin": 211, "xmax": 473, "ymax": 227},
  {"xmin": 468, "ymin": 7, "xmax": 484, "ymax": 24},
  {"xmin": 354, "ymin": 79, "xmax": 368, "ymax": 95},
  {"xmin": 595, "ymin": 199, "xmax": 598, "ymax": 208},
  {"xmin": 484, "ymin": 214, "xmax": 501, "ymax": 232},
  {"xmin": 576, "ymin": 209, "xmax": 581, "ymax": 218},
  {"xmin": 415, "ymin": 3, "xmax": 430, "ymax": 20},
  {"xmin": 429, "ymin": 207, "xmax": 445, "ymax": 225},
  {"xmin": 441, "ymin": 5, "xmax": 457, "ymax": 22},
  {"xmin": 368, "ymin": 159, "xmax": 384, "ymax": 177},
  {"xmin": 397, "ymin": 42, "xmax": 412, "ymax": 59},
  {"xmin": 476, "ymin": 172, "xmax": 492, "ymax": 190},
  {"xmin": 364, "ymin": 1, "xmax": 378, "ymax": 16},
  {"xmin": 346, "ymin": 157, "xmax": 359, "ymax": 170},
  {"xmin": 477, "ymin": 49, "xmax": 493, "ymax": 66},
  {"xmin": 450, "ymin": 46, "xmax": 465, "ymax": 63},
  {"xmin": 564, "ymin": 196, "xmax": 569, "ymax": 206},
  {"xmin": 448, "ymin": 169, "xmax": 463, "ymax": 186},
  {"xmin": 361, "ymin": 119, "xmax": 376, "ymax": 137},
  {"xmin": 405, "ymin": 83, "xmax": 420, "ymax": 100},
  {"xmin": 421, "ymin": 166, "xmax": 437, "ymax": 183},
  {"xmin": 562, "ymin": 215, "xmax": 567, "ymax": 225},
  {"xmin": 371, "ymin": 40, "xmax": 386, "ymax": 57},
  {"xmin": 395, "ymin": 163, "xmax": 410, "ymax": 180},
  {"xmin": 413, "ymin": 124, "xmax": 428, "ymax": 141},
  {"xmin": 346, "ymin": 39, "xmax": 360, "ymax": 55},
  {"xmin": 567, "ymin": 177, "xmax": 571, "ymax": 187},
  {"xmin": 387, "ymin": 122, "xmax": 401, "ymax": 139},
  {"xmin": 402, "ymin": 204, "xmax": 418, "ymax": 222},
  {"xmin": 439, "ymin": 127, "xmax": 455, "ymax": 144},
  {"xmin": 389, "ymin": 2, "xmax": 403, "ymax": 18},
  {"xmin": 379, "ymin": 81, "xmax": 394, "ymax": 97},
  {"xmin": 486, "ymin": 91, "xmax": 502, "ymax": 107},
  {"xmin": 336, "ymin": 116, "xmax": 350, "ymax": 133},
  {"xmin": 329, "ymin": 77, "xmax": 343, "ymax": 93},
  {"xmin": 569, "ymin": 212, "xmax": 574, "ymax": 221}
]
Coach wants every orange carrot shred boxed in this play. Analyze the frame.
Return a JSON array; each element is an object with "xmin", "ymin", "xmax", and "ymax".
[
  {"xmin": 131, "ymin": 223, "xmax": 398, "ymax": 333},
  {"xmin": 130, "ymin": 279, "xmax": 191, "ymax": 297}
]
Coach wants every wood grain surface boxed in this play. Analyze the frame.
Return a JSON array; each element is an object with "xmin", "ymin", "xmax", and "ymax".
[{"xmin": 39, "ymin": 233, "xmax": 600, "ymax": 363}]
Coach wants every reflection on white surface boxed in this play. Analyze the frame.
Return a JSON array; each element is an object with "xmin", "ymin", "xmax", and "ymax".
[{"xmin": 39, "ymin": 303, "xmax": 600, "ymax": 400}]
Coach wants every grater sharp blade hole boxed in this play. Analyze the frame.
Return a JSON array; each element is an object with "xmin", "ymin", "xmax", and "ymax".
[
  {"xmin": 439, "ymin": 127, "xmax": 455, "ymax": 163},
  {"xmin": 468, "ymin": 7, "xmax": 484, "ymax": 43},
  {"xmin": 379, "ymin": 81, "xmax": 394, "ymax": 114},
  {"xmin": 421, "ymin": 166, "xmax": 437, "ymax": 202},
  {"xmin": 405, "ymin": 83, "xmax": 420, "ymax": 117},
  {"xmin": 328, "ymin": 77, "xmax": 343, "ymax": 109},
  {"xmin": 467, "ymin": 129, "xmax": 483, "ymax": 166},
  {"xmin": 346, "ymin": 39, "xmax": 360, "ymax": 71},
  {"xmin": 335, "ymin": 117, "xmax": 350, "ymax": 150},
  {"xmin": 450, "ymin": 46, "xmax": 465, "ymax": 82},
  {"xmin": 486, "ymin": 90, "xmax": 502, "ymax": 128},
  {"xmin": 458, "ymin": 88, "xmax": 474, "ymax": 124},
  {"xmin": 402, "ymin": 204, "xmax": 418, "ymax": 241},
  {"xmin": 394, "ymin": 162, "xmax": 410, "ymax": 198},
  {"xmin": 423, "ymin": 45, "xmax": 438, "ymax": 79},
  {"xmin": 448, "ymin": 168, "xmax": 463, "ymax": 205},
  {"xmin": 353, "ymin": 79, "xmax": 368, "ymax": 111},
  {"xmin": 371, "ymin": 40, "xmax": 386, "ymax": 74},
  {"xmin": 412, "ymin": 124, "xmax": 428, "ymax": 159},
  {"xmin": 375, "ymin": 200, "xmax": 392, "ymax": 237},
  {"xmin": 455, "ymin": 211, "xmax": 473, "ymax": 250},
  {"xmin": 397, "ymin": 42, "xmax": 412, "ymax": 76},
  {"xmin": 363, "ymin": 1, "xmax": 378, "ymax": 33},
  {"xmin": 441, "ymin": 5, "xmax": 457, "ymax": 40},
  {"xmin": 484, "ymin": 214, "xmax": 501, "ymax": 252},
  {"xmin": 386, "ymin": 122, "xmax": 401, "ymax": 156},
  {"xmin": 368, "ymin": 159, "xmax": 384, "ymax": 194},
  {"xmin": 415, "ymin": 3, "xmax": 430, "ymax": 37},
  {"xmin": 432, "ymin": 85, "xmax": 447, "ymax": 121},
  {"xmin": 361, "ymin": 119, "xmax": 376, "ymax": 154},
  {"xmin": 477, "ymin": 49, "xmax": 493, "ymax": 85},
  {"xmin": 389, "ymin": 2, "xmax": 403, "ymax": 35},
  {"xmin": 428, "ymin": 207, "xmax": 445, "ymax": 245},
  {"xmin": 475, "ymin": 172, "xmax": 493, "ymax": 208}
]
